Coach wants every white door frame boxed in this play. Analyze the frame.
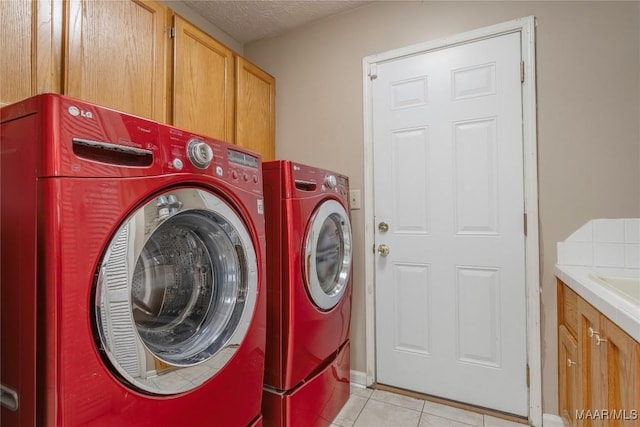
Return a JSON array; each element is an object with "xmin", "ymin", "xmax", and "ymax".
[{"xmin": 362, "ymin": 17, "xmax": 541, "ymax": 426}]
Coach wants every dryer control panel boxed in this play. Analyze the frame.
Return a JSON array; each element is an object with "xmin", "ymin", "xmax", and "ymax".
[{"xmin": 286, "ymin": 161, "xmax": 350, "ymax": 206}]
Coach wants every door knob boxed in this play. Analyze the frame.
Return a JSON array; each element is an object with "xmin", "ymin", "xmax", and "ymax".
[
  {"xmin": 378, "ymin": 244, "xmax": 390, "ymax": 257},
  {"xmin": 378, "ymin": 222, "xmax": 389, "ymax": 233}
]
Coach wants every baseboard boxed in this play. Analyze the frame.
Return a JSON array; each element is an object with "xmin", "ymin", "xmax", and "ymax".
[
  {"xmin": 349, "ymin": 370, "xmax": 367, "ymax": 387},
  {"xmin": 542, "ymin": 414, "xmax": 566, "ymax": 427}
]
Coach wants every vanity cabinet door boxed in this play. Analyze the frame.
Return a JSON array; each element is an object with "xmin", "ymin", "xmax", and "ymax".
[
  {"xmin": 560, "ymin": 279, "xmax": 640, "ymax": 427},
  {"xmin": 600, "ymin": 318, "xmax": 640, "ymax": 426},
  {"xmin": 577, "ymin": 297, "xmax": 606, "ymax": 427},
  {"xmin": 559, "ymin": 325, "xmax": 580, "ymax": 427}
]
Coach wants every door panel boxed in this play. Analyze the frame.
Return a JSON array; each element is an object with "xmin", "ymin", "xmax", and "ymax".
[
  {"xmin": 173, "ymin": 15, "xmax": 235, "ymax": 142},
  {"xmin": 373, "ymin": 32, "xmax": 527, "ymax": 415},
  {"xmin": 235, "ymin": 57, "xmax": 275, "ymax": 160},
  {"xmin": 65, "ymin": 0, "xmax": 169, "ymax": 121}
]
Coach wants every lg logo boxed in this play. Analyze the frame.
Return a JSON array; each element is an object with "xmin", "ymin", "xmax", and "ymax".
[{"xmin": 68, "ymin": 105, "xmax": 94, "ymax": 119}]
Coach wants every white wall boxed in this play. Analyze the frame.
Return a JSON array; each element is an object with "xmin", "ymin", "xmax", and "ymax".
[{"xmin": 244, "ymin": 1, "xmax": 640, "ymax": 415}]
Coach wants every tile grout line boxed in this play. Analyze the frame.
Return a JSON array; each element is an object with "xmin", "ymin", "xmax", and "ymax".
[
  {"xmin": 350, "ymin": 393, "xmax": 371, "ymax": 427},
  {"xmin": 345, "ymin": 389, "xmax": 522, "ymax": 427}
]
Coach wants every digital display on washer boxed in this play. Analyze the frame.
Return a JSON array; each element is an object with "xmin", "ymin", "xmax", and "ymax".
[{"xmin": 228, "ymin": 149, "xmax": 259, "ymax": 169}]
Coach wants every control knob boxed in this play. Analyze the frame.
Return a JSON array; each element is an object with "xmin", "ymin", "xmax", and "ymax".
[
  {"xmin": 186, "ymin": 139, "xmax": 213, "ymax": 169},
  {"xmin": 324, "ymin": 175, "xmax": 337, "ymax": 189}
]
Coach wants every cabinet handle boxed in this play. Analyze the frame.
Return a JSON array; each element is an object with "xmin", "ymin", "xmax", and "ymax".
[
  {"xmin": 588, "ymin": 327, "xmax": 608, "ymax": 346},
  {"xmin": 595, "ymin": 335, "xmax": 608, "ymax": 346},
  {"xmin": 567, "ymin": 358, "xmax": 576, "ymax": 367}
]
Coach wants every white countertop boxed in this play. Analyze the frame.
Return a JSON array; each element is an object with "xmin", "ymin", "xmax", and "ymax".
[{"xmin": 555, "ymin": 265, "xmax": 640, "ymax": 342}]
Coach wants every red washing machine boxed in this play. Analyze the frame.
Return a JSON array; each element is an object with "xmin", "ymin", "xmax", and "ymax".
[
  {"xmin": 262, "ymin": 160, "xmax": 352, "ymax": 427},
  {"xmin": 0, "ymin": 94, "xmax": 266, "ymax": 427}
]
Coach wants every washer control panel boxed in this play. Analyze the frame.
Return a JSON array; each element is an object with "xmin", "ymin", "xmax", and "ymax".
[
  {"xmin": 163, "ymin": 127, "xmax": 262, "ymax": 196},
  {"xmin": 228, "ymin": 148, "xmax": 260, "ymax": 185}
]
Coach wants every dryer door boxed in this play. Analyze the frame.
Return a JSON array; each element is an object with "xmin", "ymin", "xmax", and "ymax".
[
  {"xmin": 93, "ymin": 188, "xmax": 259, "ymax": 395},
  {"xmin": 303, "ymin": 199, "xmax": 352, "ymax": 310}
]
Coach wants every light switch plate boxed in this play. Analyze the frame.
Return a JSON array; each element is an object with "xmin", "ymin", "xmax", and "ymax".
[{"xmin": 349, "ymin": 189, "xmax": 361, "ymax": 210}]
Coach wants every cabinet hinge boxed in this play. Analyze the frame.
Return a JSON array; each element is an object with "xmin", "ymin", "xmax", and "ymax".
[
  {"xmin": 523, "ymin": 212, "xmax": 528, "ymax": 236},
  {"xmin": 520, "ymin": 61, "xmax": 525, "ymax": 83},
  {"xmin": 168, "ymin": 26, "xmax": 176, "ymax": 39},
  {"xmin": 369, "ymin": 63, "xmax": 378, "ymax": 80}
]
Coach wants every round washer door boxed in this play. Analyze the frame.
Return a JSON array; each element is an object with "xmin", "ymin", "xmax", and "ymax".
[
  {"xmin": 303, "ymin": 199, "xmax": 352, "ymax": 310},
  {"xmin": 93, "ymin": 188, "xmax": 258, "ymax": 395}
]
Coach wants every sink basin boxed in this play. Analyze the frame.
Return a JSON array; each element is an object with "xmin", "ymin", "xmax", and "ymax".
[{"xmin": 588, "ymin": 271, "xmax": 640, "ymax": 305}]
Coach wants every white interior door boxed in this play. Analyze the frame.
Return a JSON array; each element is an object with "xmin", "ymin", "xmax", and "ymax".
[{"xmin": 373, "ymin": 32, "xmax": 528, "ymax": 416}]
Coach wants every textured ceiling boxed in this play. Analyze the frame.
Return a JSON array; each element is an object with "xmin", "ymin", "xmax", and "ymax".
[{"xmin": 180, "ymin": 1, "xmax": 373, "ymax": 44}]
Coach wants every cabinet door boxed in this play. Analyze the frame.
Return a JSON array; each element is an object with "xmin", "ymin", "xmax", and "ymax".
[
  {"xmin": 235, "ymin": 57, "xmax": 275, "ymax": 160},
  {"xmin": 577, "ymin": 298, "xmax": 606, "ymax": 427},
  {"xmin": 172, "ymin": 15, "xmax": 235, "ymax": 142},
  {"xmin": 601, "ymin": 318, "xmax": 640, "ymax": 426},
  {"xmin": 559, "ymin": 325, "xmax": 580, "ymax": 427},
  {"xmin": 1, "ymin": 0, "xmax": 59, "ymax": 107},
  {"xmin": 64, "ymin": 0, "xmax": 169, "ymax": 121}
]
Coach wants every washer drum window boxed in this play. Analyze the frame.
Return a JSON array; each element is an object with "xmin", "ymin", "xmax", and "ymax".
[
  {"xmin": 303, "ymin": 199, "xmax": 352, "ymax": 310},
  {"xmin": 93, "ymin": 188, "xmax": 258, "ymax": 395}
]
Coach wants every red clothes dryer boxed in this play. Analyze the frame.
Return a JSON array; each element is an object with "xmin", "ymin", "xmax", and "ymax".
[
  {"xmin": 0, "ymin": 94, "xmax": 266, "ymax": 427},
  {"xmin": 262, "ymin": 160, "xmax": 352, "ymax": 427}
]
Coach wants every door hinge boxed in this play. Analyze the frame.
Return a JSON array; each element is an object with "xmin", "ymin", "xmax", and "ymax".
[
  {"xmin": 523, "ymin": 212, "xmax": 528, "ymax": 236},
  {"xmin": 526, "ymin": 364, "xmax": 530, "ymax": 387},
  {"xmin": 369, "ymin": 63, "xmax": 378, "ymax": 80},
  {"xmin": 168, "ymin": 26, "xmax": 176, "ymax": 39},
  {"xmin": 520, "ymin": 61, "xmax": 525, "ymax": 83}
]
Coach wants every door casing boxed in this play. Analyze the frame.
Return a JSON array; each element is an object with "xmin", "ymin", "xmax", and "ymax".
[{"xmin": 362, "ymin": 16, "xmax": 541, "ymax": 426}]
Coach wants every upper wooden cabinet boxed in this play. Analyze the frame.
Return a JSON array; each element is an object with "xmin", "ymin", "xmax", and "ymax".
[
  {"xmin": 172, "ymin": 15, "xmax": 235, "ymax": 142},
  {"xmin": 2, "ymin": 0, "xmax": 275, "ymax": 160},
  {"xmin": 0, "ymin": 0, "xmax": 59, "ymax": 107},
  {"xmin": 235, "ymin": 57, "xmax": 276, "ymax": 161},
  {"xmin": 64, "ymin": 0, "xmax": 170, "ymax": 122}
]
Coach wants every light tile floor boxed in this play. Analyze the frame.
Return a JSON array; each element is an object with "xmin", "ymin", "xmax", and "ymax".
[{"xmin": 332, "ymin": 386, "xmax": 526, "ymax": 427}]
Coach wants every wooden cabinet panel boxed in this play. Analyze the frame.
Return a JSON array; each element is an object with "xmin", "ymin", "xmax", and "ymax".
[
  {"xmin": 1, "ymin": 0, "xmax": 34, "ymax": 106},
  {"xmin": 577, "ymin": 296, "xmax": 606, "ymax": 427},
  {"xmin": 1, "ymin": 0, "xmax": 59, "ymax": 107},
  {"xmin": 235, "ymin": 56, "xmax": 275, "ymax": 160},
  {"xmin": 172, "ymin": 15, "xmax": 235, "ymax": 142},
  {"xmin": 559, "ymin": 280, "xmax": 640, "ymax": 427},
  {"xmin": 558, "ymin": 278, "xmax": 579, "ymax": 336},
  {"xmin": 64, "ymin": 0, "xmax": 169, "ymax": 121},
  {"xmin": 601, "ymin": 319, "xmax": 640, "ymax": 427},
  {"xmin": 3, "ymin": 0, "xmax": 274, "ymax": 159},
  {"xmin": 559, "ymin": 325, "xmax": 579, "ymax": 427}
]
